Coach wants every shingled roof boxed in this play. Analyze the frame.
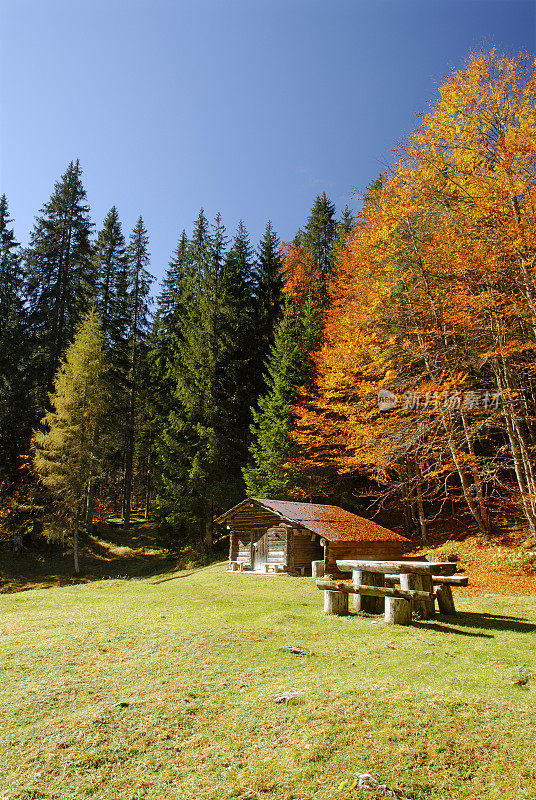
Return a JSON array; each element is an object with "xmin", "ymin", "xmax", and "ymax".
[{"xmin": 216, "ymin": 498, "xmax": 409, "ymax": 544}]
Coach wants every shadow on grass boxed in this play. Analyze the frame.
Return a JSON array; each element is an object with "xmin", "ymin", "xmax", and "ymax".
[
  {"xmin": 418, "ymin": 611, "xmax": 536, "ymax": 636},
  {"xmin": 0, "ymin": 521, "xmax": 176, "ymax": 594},
  {"xmin": 150, "ymin": 562, "xmax": 219, "ymax": 584}
]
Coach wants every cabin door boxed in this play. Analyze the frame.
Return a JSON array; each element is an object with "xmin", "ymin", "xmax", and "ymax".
[{"xmin": 253, "ymin": 534, "xmax": 267, "ymax": 570}]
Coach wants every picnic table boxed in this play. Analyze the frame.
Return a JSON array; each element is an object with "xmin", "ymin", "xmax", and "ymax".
[{"xmin": 316, "ymin": 559, "xmax": 467, "ymax": 625}]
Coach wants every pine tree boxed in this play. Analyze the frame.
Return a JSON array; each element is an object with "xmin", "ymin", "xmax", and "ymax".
[
  {"xmin": 33, "ymin": 310, "xmax": 107, "ymax": 573},
  {"xmin": 156, "ymin": 212, "xmax": 255, "ymax": 546},
  {"xmin": 25, "ymin": 160, "xmax": 94, "ymax": 400},
  {"xmin": 0, "ymin": 195, "xmax": 30, "ymax": 481},
  {"xmin": 122, "ymin": 217, "xmax": 153, "ymax": 529},
  {"xmin": 93, "ymin": 206, "xmax": 127, "ymax": 343},
  {"xmin": 243, "ymin": 194, "xmax": 337, "ymax": 499},
  {"xmin": 300, "ymin": 192, "xmax": 337, "ymax": 290},
  {"xmin": 243, "ymin": 297, "xmax": 322, "ymax": 497},
  {"xmin": 253, "ymin": 221, "xmax": 284, "ymax": 391}
]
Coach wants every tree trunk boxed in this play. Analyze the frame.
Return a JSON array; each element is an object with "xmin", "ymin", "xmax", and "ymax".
[
  {"xmin": 204, "ymin": 499, "xmax": 214, "ymax": 553},
  {"xmin": 400, "ymin": 572, "xmax": 434, "ymax": 618},
  {"xmin": 85, "ymin": 478, "xmax": 95, "ymax": 534},
  {"xmin": 123, "ymin": 383, "xmax": 135, "ymax": 530},
  {"xmin": 85, "ymin": 433, "xmax": 98, "ymax": 534},
  {"xmin": 413, "ymin": 458, "xmax": 428, "ymax": 544},
  {"xmin": 353, "ymin": 569, "xmax": 385, "ymax": 613},
  {"xmin": 144, "ymin": 439, "xmax": 152, "ymax": 520},
  {"xmin": 436, "ymin": 585, "xmax": 456, "ymax": 614},
  {"xmin": 73, "ymin": 510, "xmax": 80, "ymax": 575}
]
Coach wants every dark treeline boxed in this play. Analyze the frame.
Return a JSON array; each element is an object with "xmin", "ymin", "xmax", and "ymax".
[{"xmin": 0, "ymin": 160, "xmax": 350, "ymax": 554}]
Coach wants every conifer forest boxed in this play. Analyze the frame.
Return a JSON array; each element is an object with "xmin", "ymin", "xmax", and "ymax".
[{"xmin": 2, "ymin": 51, "xmax": 536, "ymax": 563}]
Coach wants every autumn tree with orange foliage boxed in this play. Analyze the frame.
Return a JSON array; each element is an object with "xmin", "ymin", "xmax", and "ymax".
[{"xmin": 290, "ymin": 51, "xmax": 536, "ymax": 543}]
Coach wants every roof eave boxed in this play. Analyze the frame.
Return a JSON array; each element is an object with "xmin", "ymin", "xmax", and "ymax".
[{"xmin": 214, "ymin": 497, "xmax": 296, "ymax": 527}]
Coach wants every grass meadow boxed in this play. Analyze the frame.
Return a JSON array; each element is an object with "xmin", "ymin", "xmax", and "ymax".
[{"xmin": 1, "ymin": 562, "xmax": 535, "ymax": 800}]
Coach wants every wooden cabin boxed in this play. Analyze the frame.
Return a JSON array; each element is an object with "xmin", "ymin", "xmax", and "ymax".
[{"xmin": 216, "ymin": 498, "xmax": 411, "ymax": 576}]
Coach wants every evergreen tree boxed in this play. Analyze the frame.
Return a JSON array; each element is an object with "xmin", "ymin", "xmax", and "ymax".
[
  {"xmin": 243, "ymin": 297, "xmax": 322, "ymax": 497},
  {"xmin": 149, "ymin": 229, "xmax": 190, "ymax": 429},
  {"xmin": 93, "ymin": 206, "xmax": 127, "ymax": 343},
  {"xmin": 0, "ymin": 195, "xmax": 30, "ymax": 480},
  {"xmin": 156, "ymin": 212, "xmax": 255, "ymax": 546},
  {"xmin": 253, "ymin": 220, "xmax": 284, "ymax": 389},
  {"xmin": 33, "ymin": 310, "xmax": 107, "ymax": 573},
  {"xmin": 122, "ymin": 217, "xmax": 153, "ymax": 529},
  {"xmin": 90, "ymin": 207, "xmax": 130, "ymax": 524},
  {"xmin": 332, "ymin": 205, "xmax": 354, "ymax": 269},
  {"xmin": 146, "ymin": 230, "xmax": 191, "ymax": 522},
  {"xmin": 25, "ymin": 160, "xmax": 94, "ymax": 400},
  {"xmin": 243, "ymin": 194, "xmax": 337, "ymax": 498},
  {"xmin": 337, "ymin": 205, "xmax": 353, "ymax": 239},
  {"xmin": 300, "ymin": 192, "xmax": 337, "ymax": 291},
  {"xmin": 219, "ymin": 220, "xmax": 256, "ymax": 469}
]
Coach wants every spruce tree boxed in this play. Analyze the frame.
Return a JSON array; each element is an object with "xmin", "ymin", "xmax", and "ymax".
[
  {"xmin": 33, "ymin": 310, "xmax": 107, "ymax": 573},
  {"xmin": 156, "ymin": 212, "xmax": 255, "ymax": 546},
  {"xmin": 90, "ymin": 207, "xmax": 130, "ymax": 524},
  {"xmin": 0, "ymin": 195, "xmax": 30, "ymax": 481},
  {"xmin": 331, "ymin": 205, "xmax": 354, "ymax": 271},
  {"xmin": 93, "ymin": 206, "xmax": 127, "ymax": 342},
  {"xmin": 122, "ymin": 217, "xmax": 153, "ymax": 529},
  {"xmin": 300, "ymin": 192, "xmax": 337, "ymax": 292},
  {"xmin": 253, "ymin": 221, "xmax": 284, "ymax": 395},
  {"xmin": 25, "ymin": 160, "xmax": 94, "ymax": 400},
  {"xmin": 218, "ymin": 220, "xmax": 256, "ymax": 470},
  {"xmin": 243, "ymin": 297, "xmax": 322, "ymax": 497},
  {"xmin": 149, "ymin": 229, "xmax": 190, "ymax": 429},
  {"xmin": 338, "ymin": 205, "xmax": 353, "ymax": 238},
  {"xmin": 243, "ymin": 194, "xmax": 337, "ymax": 498}
]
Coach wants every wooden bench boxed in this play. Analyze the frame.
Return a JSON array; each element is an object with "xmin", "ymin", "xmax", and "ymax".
[
  {"xmin": 229, "ymin": 561, "xmax": 251, "ymax": 572},
  {"xmin": 318, "ymin": 559, "xmax": 467, "ymax": 625},
  {"xmin": 384, "ymin": 573, "xmax": 468, "ymax": 615},
  {"xmin": 318, "ymin": 580, "xmax": 434, "ymax": 624},
  {"xmin": 263, "ymin": 562, "xmax": 286, "ymax": 573},
  {"xmin": 318, "ymin": 577, "xmax": 468, "ymax": 623}
]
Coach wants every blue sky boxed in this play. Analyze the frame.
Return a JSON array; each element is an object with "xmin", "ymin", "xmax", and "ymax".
[{"xmin": 1, "ymin": 0, "xmax": 535, "ymax": 286}]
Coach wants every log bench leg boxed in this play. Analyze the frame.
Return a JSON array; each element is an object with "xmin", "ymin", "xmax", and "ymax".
[
  {"xmin": 400, "ymin": 573, "xmax": 435, "ymax": 618},
  {"xmin": 353, "ymin": 570, "xmax": 385, "ymax": 614},
  {"xmin": 312, "ymin": 559, "xmax": 324, "ymax": 578},
  {"xmin": 385, "ymin": 596, "xmax": 412, "ymax": 625},
  {"xmin": 324, "ymin": 590, "xmax": 348, "ymax": 615},
  {"xmin": 436, "ymin": 584, "xmax": 456, "ymax": 614}
]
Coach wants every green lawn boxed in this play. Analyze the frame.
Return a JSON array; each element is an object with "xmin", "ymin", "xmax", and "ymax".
[{"xmin": 0, "ymin": 563, "xmax": 535, "ymax": 800}]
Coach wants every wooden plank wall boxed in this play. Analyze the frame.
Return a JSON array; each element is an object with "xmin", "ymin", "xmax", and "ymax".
[
  {"xmin": 228, "ymin": 505, "xmax": 282, "ymax": 567},
  {"xmin": 325, "ymin": 541, "xmax": 406, "ymax": 575},
  {"xmin": 229, "ymin": 533, "xmax": 253, "ymax": 565},
  {"xmin": 293, "ymin": 529, "xmax": 324, "ymax": 574},
  {"xmin": 266, "ymin": 525, "xmax": 287, "ymax": 565}
]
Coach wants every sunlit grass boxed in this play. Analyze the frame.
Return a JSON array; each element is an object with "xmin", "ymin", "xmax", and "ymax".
[{"xmin": 0, "ymin": 563, "xmax": 535, "ymax": 799}]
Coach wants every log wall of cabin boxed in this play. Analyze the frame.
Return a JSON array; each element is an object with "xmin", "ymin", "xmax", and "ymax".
[
  {"xmin": 325, "ymin": 541, "xmax": 406, "ymax": 576},
  {"xmin": 229, "ymin": 532, "xmax": 255, "ymax": 565},
  {"xmin": 266, "ymin": 525, "xmax": 287, "ymax": 565},
  {"xmin": 228, "ymin": 505, "xmax": 283, "ymax": 567},
  {"xmin": 292, "ymin": 528, "xmax": 324, "ymax": 573}
]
